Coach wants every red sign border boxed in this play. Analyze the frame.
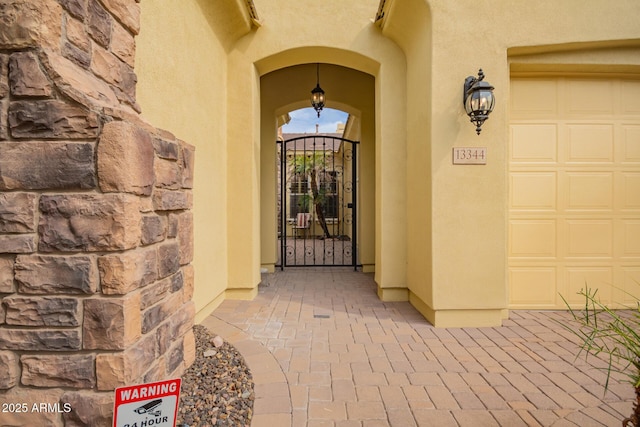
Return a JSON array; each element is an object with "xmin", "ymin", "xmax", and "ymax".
[{"xmin": 113, "ymin": 378, "xmax": 181, "ymax": 427}]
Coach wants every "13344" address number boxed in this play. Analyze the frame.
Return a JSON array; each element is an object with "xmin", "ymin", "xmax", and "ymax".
[{"xmin": 452, "ymin": 147, "xmax": 487, "ymax": 165}]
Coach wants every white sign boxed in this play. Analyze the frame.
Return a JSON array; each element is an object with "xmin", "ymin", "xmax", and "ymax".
[
  {"xmin": 113, "ymin": 378, "xmax": 181, "ymax": 427},
  {"xmin": 452, "ymin": 147, "xmax": 487, "ymax": 165}
]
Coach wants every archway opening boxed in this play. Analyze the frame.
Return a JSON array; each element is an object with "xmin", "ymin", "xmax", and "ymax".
[
  {"xmin": 260, "ymin": 63, "xmax": 376, "ymax": 273},
  {"xmin": 277, "ymin": 107, "xmax": 359, "ymax": 268}
]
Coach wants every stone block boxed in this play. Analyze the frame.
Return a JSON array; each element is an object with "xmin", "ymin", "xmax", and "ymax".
[
  {"xmin": 9, "ymin": 51, "xmax": 53, "ymax": 97},
  {"xmin": 98, "ymin": 248, "xmax": 157, "ymax": 295},
  {"xmin": 21, "ymin": 354, "xmax": 95, "ymax": 388},
  {"xmin": 153, "ymin": 189, "xmax": 190, "ymax": 211},
  {"xmin": 38, "ymin": 193, "xmax": 141, "ymax": 252},
  {"xmin": 154, "ymin": 157, "xmax": 181, "ymax": 189},
  {"xmin": 87, "ymin": 0, "xmax": 111, "ymax": 48},
  {"xmin": 41, "ymin": 51, "xmax": 119, "ymax": 109},
  {"xmin": 156, "ymin": 301, "xmax": 195, "ymax": 355},
  {"xmin": 183, "ymin": 328, "xmax": 196, "ymax": 368},
  {"xmin": 140, "ymin": 276, "xmax": 172, "ymax": 311},
  {"xmin": 83, "ymin": 293, "xmax": 141, "ymax": 350},
  {"xmin": 138, "ymin": 196, "xmax": 154, "ymax": 213},
  {"xmin": 0, "ymin": 234, "xmax": 36, "ymax": 253},
  {"xmin": 0, "ymin": 350, "xmax": 19, "ymax": 389},
  {"xmin": 1, "ymin": 54, "xmax": 9, "ymax": 98},
  {"xmin": 182, "ymin": 264, "xmax": 195, "ymax": 302},
  {"xmin": 94, "ymin": 353, "xmax": 124, "ymax": 391},
  {"xmin": 0, "ymin": 255, "xmax": 16, "ymax": 293},
  {"xmin": 90, "ymin": 42, "xmax": 136, "ymax": 98},
  {"xmin": 0, "ymin": 99, "xmax": 7, "ymax": 140},
  {"xmin": 167, "ymin": 340, "xmax": 184, "ymax": 374},
  {"xmin": 167, "ymin": 212, "xmax": 179, "ymax": 238},
  {"xmin": 61, "ymin": 391, "xmax": 113, "ymax": 427},
  {"xmin": 62, "ymin": 40, "xmax": 91, "ymax": 69},
  {"xmin": 143, "ymin": 355, "xmax": 166, "ymax": 384},
  {"xmin": 97, "ymin": 121, "xmax": 154, "ymax": 196},
  {"xmin": 4, "ymin": 296, "xmax": 80, "ymax": 326},
  {"xmin": 96, "ymin": 333, "xmax": 156, "ymax": 390},
  {"xmin": 59, "ymin": 0, "xmax": 87, "ymax": 20},
  {"xmin": 177, "ymin": 211, "xmax": 194, "ymax": 265},
  {"xmin": 64, "ymin": 14, "xmax": 91, "ymax": 53},
  {"xmin": 0, "ymin": 141, "xmax": 96, "ymax": 190},
  {"xmin": 0, "ymin": 0, "xmax": 63, "ymax": 50},
  {"xmin": 111, "ymin": 21, "xmax": 135, "ymax": 67},
  {"xmin": 15, "ymin": 255, "xmax": 97, "ymax": 294},
  {"xmin": 101, "ymin": 0, "xmax": 140, "ymax": 34},
  {"xmin": 0, "ymin": 328, "xmax": 80, "ymax": 351},
  {"xmin": 0, "ymin": 387, "xmax": 64, "ymax": 426},
  {"xmin": 170, "ymin": 269, "xmax": 184, "ymax": 293},
  {"xmin": 153, "ymin": 137, "xmax": 179, "ymax": 160},
  {"xmin": 141, "ymin": 214, "xmax": 166, "ymax": 245},
  {"xmin": 181, "ymin": 141, "xmax": 195, "ymax": 189},
  {"xmin": 8, "ymin": 100, "xmax": 99, "ymax": 139},
  {"xmin": 0, "ymin": 192, "xmax": 37, "ymax": 232},
  {"xmin": 157, "ymin": 241, "xmax": 180, "ymax": 279},
  {"xmin": 142, "ymin": 292, "xmax": 182, "ymax": 334}
]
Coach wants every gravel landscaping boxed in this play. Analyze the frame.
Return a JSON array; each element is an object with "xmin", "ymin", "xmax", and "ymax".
[{"xmin": 177, "ymin": 325, "xmax": 254, "ymax": 426}]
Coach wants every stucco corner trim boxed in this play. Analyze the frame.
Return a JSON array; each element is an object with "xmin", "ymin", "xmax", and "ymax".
[
  {"xmin": 409, "ymin": 291, "xmax": 504, "ymax": 328},
  {"xmin": 377, "ymin": 286, "xmax": 409, "ymax": 302}
]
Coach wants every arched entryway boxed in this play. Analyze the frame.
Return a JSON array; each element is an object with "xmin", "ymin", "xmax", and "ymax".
[{"xmin": 259, "ymin": 61, "xmax": 377, "ymax": 274}]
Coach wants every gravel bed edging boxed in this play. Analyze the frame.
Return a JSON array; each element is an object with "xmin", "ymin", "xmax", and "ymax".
[{"xmin": 176, "ymin": 325, "xmax": 255, "ymax": 426}]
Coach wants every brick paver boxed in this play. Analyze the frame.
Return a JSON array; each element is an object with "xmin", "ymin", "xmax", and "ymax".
[{"xmin": 203, "ymin": 268, "xmax": 635, "ymax": 426}]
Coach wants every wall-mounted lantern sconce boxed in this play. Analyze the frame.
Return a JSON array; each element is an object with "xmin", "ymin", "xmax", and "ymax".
[
  {"xmin": 463, "ymin": 69, "xmax": 495, "ymax": 135},
  {"xmin": 310, "ymin": 63, "xmax": 325, "ymax": 118}
]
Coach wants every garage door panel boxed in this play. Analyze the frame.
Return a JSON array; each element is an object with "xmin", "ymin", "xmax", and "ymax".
[
  {"xmin": 565, "ymin": 219, "xmax": 613, "ymax": 258},
  {"xmin": 565, "ymin": 172, "xmax": 613, "ymax": 211},
  {"xmin": 565, "ymin": 267, "xmax": 613, "ymax": 305},
  {"xmin": 510, "ymin": 172, "xmax": 557, "ymax": 211},
  {"xmin": 621, "ymin": 173, "xmax": 640, "ymax": 209},
  {"xmin": 622, "ymin": 220, "xmax": 640, "ymax": 257},
  {"xmin": 510, "ymin": 77, "xmax": 639, "ymax": 309},
  {"xmin": 509, "ymin": 267, "xmax": 557, "ymax": 306},
  {"xmin": 621, "ymin": 267, "xmax": 640, "ymax": 305},
  {"xmin": 510, "ymin": 220, "xmax": 556, "ymax": 257},
  {"xmin": 566, "ymin": 124, "xmax": 614, "ymax": 163},
  {"xmin": 622, "ymin": 125, "xmax": 640, "ymax": 162},
  {"xmin": 621, "ymin": 81, "xmax": 640, "ymax": 114},
  {"xmin": 566, "ymin": 80, "xmax": 615, "ymax": 116},
  {"xmin": 510, "ymin": 79, "xmax": 558, "ymax": 117},
  {"xmin": 510, "ymin": 124, "xmax": 557, "ymax": 163}
]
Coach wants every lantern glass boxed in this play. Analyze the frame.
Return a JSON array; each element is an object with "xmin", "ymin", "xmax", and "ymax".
[
  {"xmin": 311, "ymin": 87, "xmax": 325, "ymax": 106},
  {"xmin": 465, "ymin": 85, "xmax": 494, "ymax": 117},
  {"xmin": 311, "ymin": 84, "xmax": 325, "ymax": 117}
]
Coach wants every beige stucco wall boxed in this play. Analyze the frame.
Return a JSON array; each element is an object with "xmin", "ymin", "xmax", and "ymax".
[
  {"xmin": 135, "ymin": 0, "xmax": 246, "ymax": 320},
  {"xmin": 135, "ymin": 0, "xmax": 640, "ymax": 326}
]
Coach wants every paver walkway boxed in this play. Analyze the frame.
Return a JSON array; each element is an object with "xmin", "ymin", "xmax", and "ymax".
[{"xmin": 201, "ymin": 268, "xmax": 635, "ymax": 426}]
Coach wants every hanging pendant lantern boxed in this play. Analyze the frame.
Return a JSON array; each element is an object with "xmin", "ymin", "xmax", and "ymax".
[{"xmin": 310, "ymin": 63, "xmax": 325, "ymax": 118}]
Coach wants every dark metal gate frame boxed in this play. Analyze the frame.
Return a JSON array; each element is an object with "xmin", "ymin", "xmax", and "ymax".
[{"xmin": 277, "ymin": 135, "xmax": 360, "ymax": 270}]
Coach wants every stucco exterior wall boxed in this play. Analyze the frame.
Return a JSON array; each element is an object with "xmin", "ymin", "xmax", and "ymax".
[
  {"xmin": 134, "ymin": 0, "xmax": 640, "ymax": 327},
  {"xmin": 136, "ymin": 0, "xmax": 237, "ymax": 319}
]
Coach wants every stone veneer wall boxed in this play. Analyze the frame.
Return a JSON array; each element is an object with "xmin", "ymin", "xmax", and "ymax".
[{"xmin": 0, "ymin": 1, "xmax": 196, "ymax": 425}]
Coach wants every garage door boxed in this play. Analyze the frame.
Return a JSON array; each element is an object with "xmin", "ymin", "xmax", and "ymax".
[{"xmin": 508, "ymin": 77, "xmax": 640, "ymax": 309}]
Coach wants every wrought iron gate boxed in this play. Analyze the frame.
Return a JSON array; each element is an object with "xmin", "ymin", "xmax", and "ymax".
[{"xmin": 277, "ymin": 135, "xmax": 359, "ymax": 269}]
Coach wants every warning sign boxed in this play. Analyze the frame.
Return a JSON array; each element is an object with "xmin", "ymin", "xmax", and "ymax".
[{"xmin": 113, "ymin": 378, "xmax": 181, "ymax": 427}]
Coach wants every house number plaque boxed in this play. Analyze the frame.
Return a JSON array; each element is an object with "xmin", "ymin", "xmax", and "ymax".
[{"xmin": 452, "ymin": 147, "xmax": 487, "ymax": 165}]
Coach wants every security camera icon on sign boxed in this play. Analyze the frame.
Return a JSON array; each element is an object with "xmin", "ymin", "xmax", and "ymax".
[{"xmin": 134, "ymin": 399, "xmax": 163, "ymax": 417}]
